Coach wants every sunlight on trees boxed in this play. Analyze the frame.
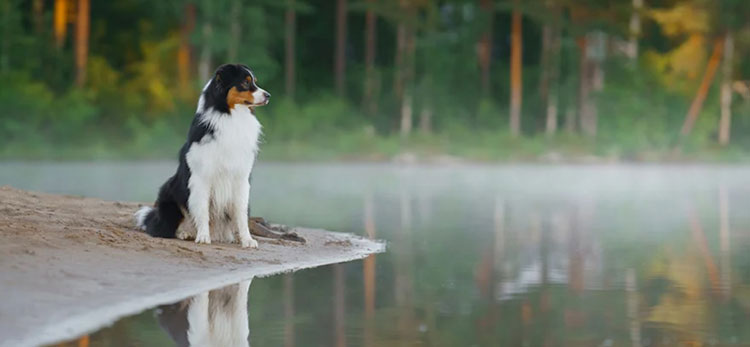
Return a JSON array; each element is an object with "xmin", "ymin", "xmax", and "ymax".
[{"xmin": 0, "ymin": 0, "xmax": 748, "ymax": 160}]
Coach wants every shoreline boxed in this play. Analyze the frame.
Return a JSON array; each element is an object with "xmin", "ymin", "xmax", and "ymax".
[{"xmin": 0, "ymin": 187, "xmax": 385, "ymax": 347}]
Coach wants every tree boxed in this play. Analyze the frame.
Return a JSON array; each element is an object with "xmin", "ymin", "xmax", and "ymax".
[
  {"xmin": 0, "ymin": 0, "xmax": 11, "ymax": 75},
  {"xmin": 177, "ymin": 2, "xmax": 196, "ymax": 95},
  {"xmin": 53, "ymin": 0, "xmax": 67, "ymax": 49},
  {"xmin": 680, "ymin": 38, "xmax": 723, "ymax": 137},
  {"xmin": 397, "ymin": 21, "xmax": 416, "ymax": 138},
  {"xmin": 566, "ymin": 0, "xmax": 615, "ymax": 138},
  {"xmin": 540, "ymin": 0, "xmax": 561, "ymax": 135},
  {"xmin": 227, "ymin": 0, "xmax": 241, "ymax": 62},
  {"xmin": 578, "ymin": 31, "xmax": 606, "ymax": 137},
  {"xmin": 718, "ymin": 32, "xmax": 734, "ymax": 145},
  {"xmin": 197, "ymin": 1, "xmax": 214, "ymax": 83},
  {"xmin": 285, "ymin": 0, "xmax": 296, "ymax": 98},
  {"xmin": 477, "ymin": 0, "xmax": 493, "ymax": 96},
  {"xmin": 74, "ymin": 0, "xmax": 90, "ymax": 87},
  {"xmin": 363, "ymin": 0, "xmax": 377, "ymax": 115},
  {"xmin": 509, "ymin": 0, "xmax": 523, "ymax": 137},
  {"xmin": 716, "ymin": 0, "xmax": 748, "ymax": 145},
  {"xmin": 392, "ymin": 0, "xmax": 418, "ymax": 138},
  {"xmin": 627, "ymin": 0, "xmax": 643, "ymax": 62},
  {"xmin": 334, "ymin": 0, "xmax": 347, "ymax": 97},
  {"xmin": 32, "ymin": 0, "xmax": 44, "ymax": 34}
]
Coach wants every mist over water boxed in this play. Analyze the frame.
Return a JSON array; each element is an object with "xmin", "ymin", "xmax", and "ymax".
[{"xmin": 4, "ymin": 162, "xmax": 750, "ymax": 346}]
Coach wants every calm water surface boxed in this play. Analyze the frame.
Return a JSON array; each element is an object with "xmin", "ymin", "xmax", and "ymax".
[{"xmin": 3, "ymin": 162, "xmax": 750, "ymax": 346}]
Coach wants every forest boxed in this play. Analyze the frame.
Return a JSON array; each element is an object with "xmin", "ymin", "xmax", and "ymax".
[{"xmin": 0, "ymin": 0, "xmax": 749, "ymax": 161}]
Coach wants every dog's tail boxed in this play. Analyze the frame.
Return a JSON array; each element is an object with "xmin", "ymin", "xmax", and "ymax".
[{"xmin": 134, "ymin": 199, "xmax": 183, "ymax": 238}]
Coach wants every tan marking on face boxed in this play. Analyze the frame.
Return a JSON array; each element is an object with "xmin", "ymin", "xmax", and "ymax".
[{"xmin": 226, "ymin": 86, "xmax": 255, "ymax": 110}]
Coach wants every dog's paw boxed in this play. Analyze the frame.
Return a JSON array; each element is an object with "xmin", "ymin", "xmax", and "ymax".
[
  {"xmin": 195, "ymin": 233, "xmax": 212, "ymax": 245},
  {"xmin": 240, "ymin": 237, "xmax": 259, "ymax": 249}
]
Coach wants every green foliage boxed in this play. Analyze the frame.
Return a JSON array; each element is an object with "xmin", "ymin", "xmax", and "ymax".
[
  {"xmin": 0, "ymin": 0, "xmax": 749, "ymax": 161},
  {"xmin": 264, "ymin": 96, "xmax": 364, "ymax": 141}
]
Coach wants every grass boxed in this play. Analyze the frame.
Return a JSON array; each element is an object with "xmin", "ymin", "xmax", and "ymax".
[{"xmin": 3, "ymin": 128, "xmax": 750, "ymax": 163}]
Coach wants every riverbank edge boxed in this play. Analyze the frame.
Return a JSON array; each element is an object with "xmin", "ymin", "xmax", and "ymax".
[{"xmin": 0, "ymin": 186, "xmax": 385, "ymax": 347}]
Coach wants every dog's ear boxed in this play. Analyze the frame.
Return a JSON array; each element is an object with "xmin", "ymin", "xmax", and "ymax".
[{"xmin": 213, "ymin": 70, "xmax": 225, "ymax": 92}]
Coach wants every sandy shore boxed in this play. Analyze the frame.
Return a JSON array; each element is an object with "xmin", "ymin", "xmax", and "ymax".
[{"xmin": 0, "ymin": 186, "xmax": 384, "ymax": 347}]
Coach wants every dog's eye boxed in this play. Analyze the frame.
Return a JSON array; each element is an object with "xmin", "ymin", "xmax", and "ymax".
[{"xmin": 242, "ymin": 81, "xmax": 250, "ymax": 89}]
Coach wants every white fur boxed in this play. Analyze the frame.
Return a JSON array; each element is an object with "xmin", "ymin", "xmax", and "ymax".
[
  {"xmin": 184, "ymin": 104, "xmax": 261, "ymax": 248},
  {"xmin": 186, "ymin": 279, "xmax": 252, "ymax": 347},
  {"xmin": 196, "ymin": 80, "xmax": 212, "ymax": 113},
  {"xmin": 134, "ymin": 206, "xmax": 153, "ymax": 231}
]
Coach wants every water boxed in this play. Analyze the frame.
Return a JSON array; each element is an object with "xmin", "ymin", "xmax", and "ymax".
[{"xmin": 3, "ymin": 162, "xmax": 750, "ymax": 346}]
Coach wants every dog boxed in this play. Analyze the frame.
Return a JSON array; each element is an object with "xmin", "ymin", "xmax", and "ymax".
[
  {"xmin": 157, "ymin": 279, "xmax": 252, "ymax": 347},
  {"xmin": 135, "ymin": 64, "xmax": 270, "ymax": 248}
]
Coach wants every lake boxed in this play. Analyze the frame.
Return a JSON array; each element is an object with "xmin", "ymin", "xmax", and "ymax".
[{"xmin": 2, "ymin": 162, "xmax": 750, "ymax": 346}]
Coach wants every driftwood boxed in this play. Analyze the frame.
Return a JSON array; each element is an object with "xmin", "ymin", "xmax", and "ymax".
[{"xmin": 249, "ymin": 217, "xmax": 306, "ymax": 243}]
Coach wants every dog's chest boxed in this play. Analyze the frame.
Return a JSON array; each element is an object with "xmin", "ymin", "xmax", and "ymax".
[{"xmin": 188, "ymin": 108, "xmax": 261, "ymax": 176}]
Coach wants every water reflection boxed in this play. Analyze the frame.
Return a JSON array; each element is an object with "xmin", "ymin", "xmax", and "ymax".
[
  {"xmin": 157, "ymin": 280, "xmax": 252, "ymax": 347},
  {"xmin": 19, "ymin": 164, "xmax": 750, "ymax": 346},
  {"xmin": 362, "ymin": 192, "xmax": 376, "ymax": 347},
  {"xmin": 283, "ymin": 273, "xmax": 294, "ymax": 347}
]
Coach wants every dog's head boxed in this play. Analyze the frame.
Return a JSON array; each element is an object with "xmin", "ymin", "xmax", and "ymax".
[{"xmin": 200, "ymin": 64, "xmax": 270, "ymax": 114}]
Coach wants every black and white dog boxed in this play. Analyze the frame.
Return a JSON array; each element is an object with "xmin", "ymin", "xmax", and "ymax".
[{"xmin": 135, "ymin": 64, "xmax": 270, "ymax": 248}]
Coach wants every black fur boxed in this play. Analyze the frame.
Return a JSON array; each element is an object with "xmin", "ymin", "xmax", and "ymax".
[{"xmin": 140, "ymin": 64, "xmax": 260, "ymax": 239}]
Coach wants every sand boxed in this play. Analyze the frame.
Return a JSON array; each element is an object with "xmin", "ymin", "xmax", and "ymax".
[{"xmin": 0, "ymin": 186, "xmax": 385, "ymax": 347}]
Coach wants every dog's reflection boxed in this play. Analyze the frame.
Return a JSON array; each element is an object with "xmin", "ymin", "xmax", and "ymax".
[{"xmin": 156, "ymin": 279, "xmax": 252, "ymax": 347}]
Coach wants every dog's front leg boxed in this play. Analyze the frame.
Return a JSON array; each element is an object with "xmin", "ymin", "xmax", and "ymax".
[
  {"xmin": 235, "ymin": 181, "xmax": 258, "ymax": 248},
  {"xmin": 189, "ymin": 177, "xmax": 212, "ymax": 244}
]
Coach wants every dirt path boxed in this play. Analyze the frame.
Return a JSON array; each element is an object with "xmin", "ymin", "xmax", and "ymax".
[{"xmin": 0, "ymin": 186, "xmax": 384, "ymax": 347}]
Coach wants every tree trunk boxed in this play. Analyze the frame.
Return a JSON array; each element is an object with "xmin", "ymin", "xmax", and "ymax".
[
  {"xmin": 578, "ymin": 36, "xmax": 592, "ymax": 136},
  {"xmin": 680, "ymin": 38, "xmax": 724, "ymax": 137},
  {"xmin": 227, "ymin": 0, "xmax": 240, "ymax": 62},
  {"xmin": 394, "ymin": 23, "xmax": 406, "ymax": 101},
  {"xmin": 198, "ymin": 21, "xmax": 214, "ymax": 83},
  {"xmin": 419, "ymin": 106, "xmax": 432, "ymax": 134},
  {"xmin": 564, "ymin": 107, "xmax": 576, "ymax": 134},
  {"xmin": 177, "ymin": 3, "xmax": 195, "ymax": 93},
  {"xmin": 627, "ymin": 0, "xmax": 643, "ymax": 62},
  {"xmin": 509, "ymin": 3, "xmax": 522, "ymax": 137},
  {"xmin": 400, "ymin": 24, "xmax": 416, "ymax": 138},
  {"xmin": 478, "ymin": 0, "xmax": 493, "ymax": 96},
  {"xmin": 74, "ymin": 0, "xmax": 90, "ymax": 87},
  {"xmin": 400, "ymin": 92, "xmax": 413, "ymax": 138},
  {"xmin": 590, "ymin": 32, "xmax": 606, "ymax": 92},
  {"xmin": 54, "ymin": 0, "xmax": 67, "ymax": 49},
  {"xmin": 540, "ymin": 24, "xmax": 551, "ymax": 108},
  {"xmin": 719, "ymin": 32, "xmax": 734, "ymax": 146},
  {"xmin": 0, "ymin": 0, "xmax": 10, "ymax": 75},
  {"xmin": 363, "ymin": 2, "xmax": 377, "ymax": 115},
  {"xmin": 32, "ymin": 0, "xmax": 44, "ymax": 34},
  {"xmin": 334, "ymin": 0, "xmax": 347, "ymax": 97},
  {"xmin": 545, "ymin": 22, "xmax": 561, "ymax": 136},
  {"xmin": 285, "ymin": 0, "xmax": 296, "ymax": 98},
  {"xmin": 579, "ymin": 32, "xmax": 605, "ymax": 137}
]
